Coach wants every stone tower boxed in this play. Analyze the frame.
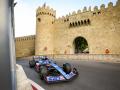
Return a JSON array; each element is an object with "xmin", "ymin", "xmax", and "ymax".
[{"xmin": 35, "ymin": 3, "xmax": 56, "ymax": 55}]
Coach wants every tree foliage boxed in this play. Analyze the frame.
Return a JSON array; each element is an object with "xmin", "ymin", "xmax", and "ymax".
[{"xmin": 74, "ymin": 37, "xmax": 88, "ymax": 53}]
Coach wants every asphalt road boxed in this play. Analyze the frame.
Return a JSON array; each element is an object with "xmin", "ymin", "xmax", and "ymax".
[{"xmin": 17, "ymin": 59, "xmax": 120, "ymax": 90}]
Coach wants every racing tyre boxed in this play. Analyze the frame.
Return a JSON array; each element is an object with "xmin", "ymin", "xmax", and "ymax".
[
  {"xmin": 39, "ymin": 66, "xmax": 48, "ymax": 80},
  {"xmin": 63, "ymin": 63, "xmax": 71, "ymax": 74},
  {"xmin": 29, "ymin": 60, "xmax": 36, "ymax": 68}
]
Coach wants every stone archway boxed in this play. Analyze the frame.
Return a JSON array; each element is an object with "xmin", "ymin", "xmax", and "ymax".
[{"xmin": 73, "ymin": 36, "xmax": 89, "ymax": 54}]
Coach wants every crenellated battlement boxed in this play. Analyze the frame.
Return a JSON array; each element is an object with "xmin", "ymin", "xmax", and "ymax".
[
  {"xmin": 36, "ymin": 3, "xmax": 56, "ymax": 18},
  {"xmin": 55, "ymin": 1, "xmax": 119, "ymax": 23},
  {"xmin": 15, "ymin": 35, "xmax": 35, "ymax": 42},
  {"xmin": 15, "ymin": 0, "xmax": 120, "ymax": 57}
]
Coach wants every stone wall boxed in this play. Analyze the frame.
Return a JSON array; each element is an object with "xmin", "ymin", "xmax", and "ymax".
[
  {"xmin": 47, "ymin": 54, "xmax": 120, "ymax": 63},
  {"xmin": 35, "ymin": 4, "xmax": 55, "ymax": 55},
  {"xmin": 53, "ymin": 1, "xmax": 120, "ymax": 55},
  {"xmin": 15, "ymin": 35, "xmax": 35, "ymax": 58},
  {"xmin": 15, "ymin": 1, "xmax": 120, "ymax": 58},
  {"xmin": 21, "ymin": 54, "xmax": 120, "ymax": 63}
]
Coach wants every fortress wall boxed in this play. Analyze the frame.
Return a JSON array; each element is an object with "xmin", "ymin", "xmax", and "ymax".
[
  {"xmin": 53, "ymin": 1, "xmax": 120, "ymax": 54},
  {"xmin": 36, "ymin": 5, "xmax": 56, "ymax": 18},
  {"xmin": 15, "ymin": 35, "xmax": 35, "ymax": 58},
  {"xmin": 35, "ymin": 5, "xmax": 55, "ymax": 55},
  {"xmin": 49, "ymin": 54, "xmax": 120, "ymax": 62},
  {"xmin": 89, "ymin": 1, "xmax": 120, "ymax": 54},
  {"xmin": 15, "ymin": 1, "xmax": 120, "ymax": 57}
]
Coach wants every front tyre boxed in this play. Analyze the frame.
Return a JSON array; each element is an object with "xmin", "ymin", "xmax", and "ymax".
[{"xmin": 63, "ymin": 63, "xmax": 71, "ymax": 74}]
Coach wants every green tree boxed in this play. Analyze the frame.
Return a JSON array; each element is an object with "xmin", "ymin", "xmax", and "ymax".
[{"xmin": 74, "ymin": 37, "xmax": 88, "ymax": 53}]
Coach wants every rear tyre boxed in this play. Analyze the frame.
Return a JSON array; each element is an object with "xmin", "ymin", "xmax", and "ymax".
[
  {"xmin": 63, "ymin": 63, "xmax": 71, "ymax": 74},
  {"xmin": 29, "ymin": 60, "xmax": 36, "ymax": 68},
  {"xmin": 39, "ymin": 66, "xmax": 48, "ymax": 80}
]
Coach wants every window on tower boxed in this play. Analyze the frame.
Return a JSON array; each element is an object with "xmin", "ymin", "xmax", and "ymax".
[{"xmin": 38, "ymin": 18, "xmax": 41, "ymax": 22}]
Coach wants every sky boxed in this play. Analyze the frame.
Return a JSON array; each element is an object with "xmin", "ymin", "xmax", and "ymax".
[{"xmin": 14, "ymin": 0, "xmax": 117, "ymax": 37}]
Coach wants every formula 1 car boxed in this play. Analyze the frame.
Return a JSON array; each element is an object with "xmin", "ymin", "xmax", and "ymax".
[
  {"xmin": 39, "ymin": 61, "xmax": 78, "ymax": 83},
  {"xmin": 29, "ymin": 56, "xmax": 78, "ymax": 83}
]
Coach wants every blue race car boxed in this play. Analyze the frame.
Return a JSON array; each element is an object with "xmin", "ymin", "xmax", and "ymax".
[
  {"xmin": 29, "ymin": 56, "xmax": 78, "ymax": 83},
  {"xmin": 39, "ymin": 61, "xmax": 78, "ymax": 83}
]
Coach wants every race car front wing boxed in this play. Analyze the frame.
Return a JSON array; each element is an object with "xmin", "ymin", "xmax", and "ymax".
[{"xmin": 44, "ymin": 71, "xmax": 78, "ymax": 83}]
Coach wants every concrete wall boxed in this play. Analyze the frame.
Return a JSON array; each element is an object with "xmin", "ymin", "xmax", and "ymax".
[
  {"xmin": 15, "ymin": 35, "xmax": 35, "ymax": 58},
  {"xmin": 16, "ymin": 64, "xmax": 32, "ymax": 90}
]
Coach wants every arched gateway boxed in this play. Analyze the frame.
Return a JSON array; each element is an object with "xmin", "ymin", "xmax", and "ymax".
[{"xmin": 73, "ymin": 36, "xmax": 89, "ymax": 54}]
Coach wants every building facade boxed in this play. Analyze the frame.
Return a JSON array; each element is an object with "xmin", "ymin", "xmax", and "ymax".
[{"xmin": 15, "ymin": 1, "xmax": 120, "ymax": 57}]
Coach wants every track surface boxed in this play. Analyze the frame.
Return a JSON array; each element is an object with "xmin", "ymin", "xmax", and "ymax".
[{"xmin": 17, "ymin": 59, "xmax": 120, "ymax": 90}]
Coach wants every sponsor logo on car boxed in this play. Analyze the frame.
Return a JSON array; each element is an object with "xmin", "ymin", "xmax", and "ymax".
[{"xmin": 47, "ymin": 76, "xmax": 65, "ymax": 81}]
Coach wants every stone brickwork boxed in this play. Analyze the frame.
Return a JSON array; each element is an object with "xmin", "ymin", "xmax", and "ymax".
[
  {"xmin": 16, "ymin": 0, "xmax": 120, "ymax": 57},
  {"xmin": 15, "ymin": 35, "xmax": 35, "ymax": 57},
  {"xmin": 48, "ymin": 54, "xmax": 120, "ymax": 62},
  {"xmin": 36, "ymin": 1, "xmax": 120, "ymax": 55},
  {"xmin": 35, "ymin": 3, "xmax": 56, "ymax": 55}
]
